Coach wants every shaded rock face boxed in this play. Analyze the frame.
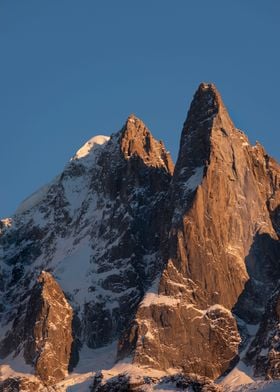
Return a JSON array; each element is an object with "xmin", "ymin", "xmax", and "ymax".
[
  {"xmin": 118, "ymin": 83, "xmax": 280, "ymax": 379},
  {"xmin": 246, "ymin": 287, "xmax": 280, "ymax": 379},
  {"xmin": 91, "ymin": 372, "xmax": 222, "ymax": 392},
  {"xmin": 0, "ymin": 376, "xmax": 45, "ymax": 392}
]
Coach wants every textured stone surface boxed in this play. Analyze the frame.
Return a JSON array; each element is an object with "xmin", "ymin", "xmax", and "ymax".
[
  {"xmin": 118, "ymin": 83, "xmax": 280, "ymax": 379},
  {"xmin": 0, "ymin": 116, "xmax": 173, "ymax": 387},
  {"xmin": 120, "ymin": 302, "xmax": 240, "ymax": 378},
  {"xmin": 0, "ymin": 376, "xmax": 46, "ymax": 392},
  {"xmin": 0, "ymin": 272, "xmax": 73, "ymax": 386},
  {"xmin": 0, "ymin": 83, "xmax": 280, "ymax": 388},
  {"xmin": 23, "ymin": 271, "xmax": 73, "ymax": 384}
]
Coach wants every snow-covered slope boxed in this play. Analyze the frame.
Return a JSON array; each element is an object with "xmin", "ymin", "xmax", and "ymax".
[{"xmin": 0, "ymin": 115, "xmax": 173, "ymax": 383}]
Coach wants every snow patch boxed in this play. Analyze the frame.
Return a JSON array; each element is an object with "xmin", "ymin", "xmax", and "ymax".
[
  {"xmin": 141, "ymin": 293, "xmax": 180, "ymax": 307},
  {"xmin": 72, "ymin": 135, "xmax": 110, "ymax": 160},
  {"xmin": 205, "ymin": 304, "xmax": 233, "ymax": 317},
  {"xmin": 220, "ymin": 361, "xmax": 254, "ymax": 389},
  {"xmin": 74, "ymin": 342, "xmax": 117, "ymax": 373},
  {"xmin": 0, "ymin": 351, "xmax": 34, "ymax": 380},
  {"xmin": 55, "ymin": 342, "xmax": 117, "ymax": 391},
  {"xmin": 53, "ymin": 240, "xmax": 92, "ymax": 310},
  {"xmin": 140, "ymin": 278, "xmax": 180, "ymax": 308},
  {"xmin": 185, "ymin": 166, "xmax": 204, "ymax": 192}
]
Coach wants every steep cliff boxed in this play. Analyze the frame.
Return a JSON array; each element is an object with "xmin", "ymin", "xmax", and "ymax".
[
  {"xmin": 0, "ymin": 83, "xmax": 280, "ymax": 391},
  {"xmin": 0, "ymin": 271, "xmax": 73, "ymax": 386},
  {"xmin": 118, "ymin": 83, "xmax": 280, "ymax": 379},
  {"xmin": 0, "ymin": 115, "xmax": 173, "ymax": 387}
]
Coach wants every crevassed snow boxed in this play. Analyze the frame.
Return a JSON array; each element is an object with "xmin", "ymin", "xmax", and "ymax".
[
  {"xmin": 185, "ymin": 166, "xmax": 204, "ymax": 191},
  {"xmin": 72, "ymin": 135, "xmax": 110, "ymax": 160}
]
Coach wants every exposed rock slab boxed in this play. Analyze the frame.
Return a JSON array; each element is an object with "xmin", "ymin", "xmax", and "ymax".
[
  {"xmin": 118, "ymin": 83, "xmax": 280, "ymax": 379},
  {"xmin": 0, "ymin": 272, "xmax": 73, "ymax": 386},
  {"xmin": 23, "ymin": 271, "xmax": 73, "ymax": 384}
]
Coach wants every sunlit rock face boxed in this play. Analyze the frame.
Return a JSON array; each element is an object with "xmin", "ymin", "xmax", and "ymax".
[
  {"xmin": 0, "ymin": 83, "xmax": 280, "ymax": 390},
  {"xmin": 23, "ymin": 271, "xmax": 73, "ymax": 384},
  {"xmin": 0, "ymin": 271, "xmax": 73, "ymax": 385},
  {"xmin": 118, "ymin": 83, "xmax": 280, "ymax": 379}
]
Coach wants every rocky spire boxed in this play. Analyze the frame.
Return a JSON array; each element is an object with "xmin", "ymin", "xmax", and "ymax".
[
  {"xmin": 183, "ymin": 82, "xmax": 233, "ymax": 130},
  {"xmin": 174, "ymin": 82, "xmax": 234, "ymax": 181},
  {"xmin": 119, "ymin": 83, "xmax": 280, "ymax": 380},
  {"xmin": 23, "ymin": 271, "xmax": 73, "ymax": 385},
  {"xmin": 119, "ymin": 114, "xmax": 174, "ymax": 174}
]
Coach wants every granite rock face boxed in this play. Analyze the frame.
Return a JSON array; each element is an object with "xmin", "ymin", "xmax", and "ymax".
[
  {"xmin": 0, "ymin": 271, "xmax": 73, "ymax": 385},
  {"xmin": 118, "ymin": 83, "xmax": 280, "ymax": 379},
  {"xmin": 0, "ymin": 83, "xmax": 280, "ymax": 390},
  {"xmin": 23, "ymin": 271, "xmax": 73, "ymax": 384}
]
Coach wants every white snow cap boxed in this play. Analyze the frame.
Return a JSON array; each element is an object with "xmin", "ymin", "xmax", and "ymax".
[{"xmin": 73, "ymin": 135, "xmax": 110, "ymax": 160}]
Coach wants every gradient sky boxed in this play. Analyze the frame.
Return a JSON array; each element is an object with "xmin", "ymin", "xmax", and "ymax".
[{"xmin": 1, "ymin": 1, "xmax": 279, "ymax": 218}]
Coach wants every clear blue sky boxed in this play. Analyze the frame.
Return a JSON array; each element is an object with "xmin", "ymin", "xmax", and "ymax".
[{"xmin": 1, "ymin": 1, "xmax": 279, "ymax": 218}]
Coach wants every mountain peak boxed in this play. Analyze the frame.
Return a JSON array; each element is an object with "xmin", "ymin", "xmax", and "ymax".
[
  {"xmin": 119, "ymin": 115, "xmax": 174, "ymax": 173},
  {"xmin": 126, "ymin": 113, "xmax": 141, "ymax": 123},
  {"xmin": 185, "ymin": 82, "xmax": 232, "ymax": 129},
  {"xmin": 198, "ymin": 81, "xmax": 219, "ymax": 92},
  {"xmin": 174, "ymin": 82, "xmax": 235, "ymax": 178},
  {"xmin": 72, "ymin": 134, "xmax": 110, "ymax": 161}
]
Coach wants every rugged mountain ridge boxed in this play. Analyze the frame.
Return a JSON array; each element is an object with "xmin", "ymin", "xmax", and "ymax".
[
  {"xmin": 0, "ymin": 114, "xmax": 174, "ymax": 389},
  {"xmin": 0, "ymin": 83, "xmax": 280, "ymax": 391},
  {"xmin": 117, "ymin": 83, "xmax": 280, "ymax": 380}
]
